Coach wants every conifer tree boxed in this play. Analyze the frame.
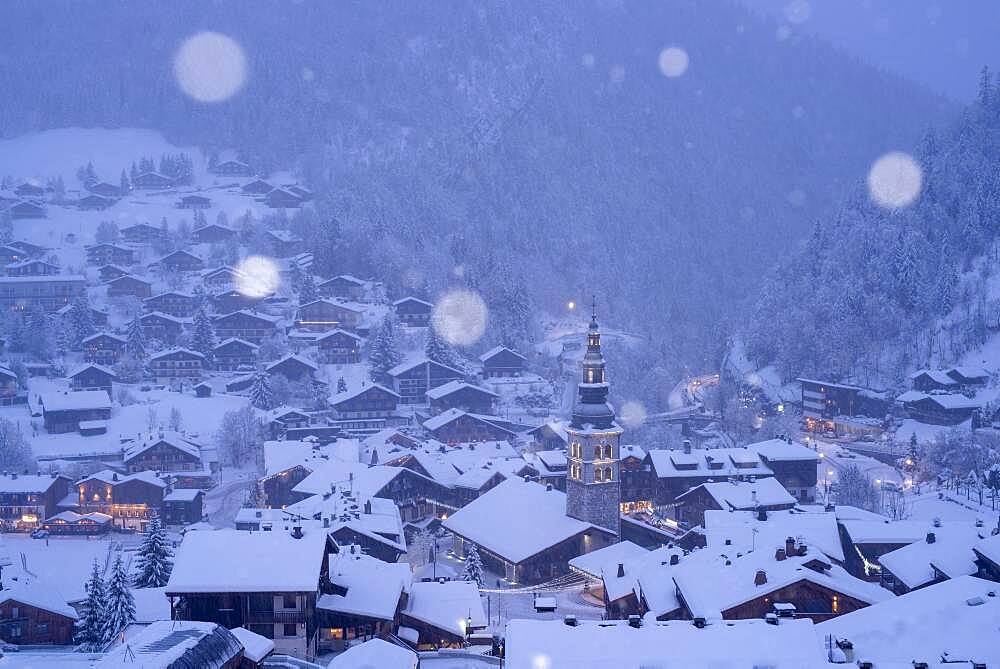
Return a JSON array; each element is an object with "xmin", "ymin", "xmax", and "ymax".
[
  {"xmin": 425, "ymin": 327, "xmax": 461, "ymax": 370},
  {"xmin": 119, "ymin": 169, "xmax": 130, "ymax": 195},
  {"xmin": 298, "ymin": 272, "xmax": 318, "ymax": 305},
  {"xmin": 75, "ymin": 560, "xmax": 107, "ymax": 651},
  {"xmin": 102, "ymin": 554, "xmax": 136, "ymax": 644},
  {"xmin": 68, "ymin": 293, "xmax": 96, "ymax": 349},
  {"xmin": 126, "ymin": 314, "xmax": 146, "ymax": 360},
  {"xmin": 250, "ymin": 372, "xmax": 276, "ymax": 410},
  {"xmin": 191, "ymin": 305, "xmax": 216, "ymax": 362},
  {"xmin": 133, "ymin": 513, "xmax": 173, "ymax": 588},
  {"xmin": 368, "ymin": 316, "xmax": 402, "ymax": 381},
  {"xmin": 462, "ymin": 545, "xmax": 486, "ymax": 588}
]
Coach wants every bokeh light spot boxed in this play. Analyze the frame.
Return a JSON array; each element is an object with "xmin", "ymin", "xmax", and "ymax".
[
  {"xmin": 867, "ymin": 151, "xmax": 923, "ymax": 209},
  {"xmin": 174, "ymin": 32, "xmax": 247, "ymax": 103},
  {"xmin": 784, "ymin": 0, "xmax": 811, "ymax": 25},
  {"xmin": 619, "ymin": 401, "xmax": 648, "ymax": 429},
  {"xmin": 236, "ymin": 255, "xmax": 279, "ymax": 298},
  {"xmin": 658, "ymin": 47, "xmax": 689, "ymax": 78},
  {"xmin": 432, "ymin": 289, "xmax": 487, "ymax": 347}
]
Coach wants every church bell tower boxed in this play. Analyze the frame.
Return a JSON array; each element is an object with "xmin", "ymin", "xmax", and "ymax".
[{"xmin": 565, "ymin": 302, "xmax": 622, "ymax": 537}]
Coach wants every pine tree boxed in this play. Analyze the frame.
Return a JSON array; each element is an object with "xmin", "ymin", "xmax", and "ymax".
[
  {"xmin": 368, "ymin": 316, "xmax": 402, "ymax": 381},
  {"xmin": 462, "ymin": 545, "xmax": 485, "ymax": 588},
  {"xmin": 250, "ymin": 372, "xmax": 276, "ymax": 410},
  {"xmin": 126, "ymin": 314, "xmax": 146, "ymax": 360},
  {"xmin": 75, "ymin": 560, "xmax": 107, "ymax": 651},
  {"xmin": 102, "ymin": 554, "xmax": 136, "ymax": 644},
  {"xmin": 119, "ymin": 169, "xmax": 130, "ymax": 195},
  {"xmin": 133, "ymin": 513, "xmax": 173, "ymax": 588},
  {"xmin": 68, "ymin": 293, "xmax": 96, "ymax": 349},
  {"xmin": 298, "ymin": 272, "xmax": 318, "ymax": 305},
  {"xmin": 425, "ymin": 327, "xmax": 461, "ymax": 370},
  {"xmin": 191, "ymin": 305, "xmax": 216, "ymax": 362}
]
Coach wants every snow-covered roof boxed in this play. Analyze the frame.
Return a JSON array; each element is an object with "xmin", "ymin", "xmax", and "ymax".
[
  {"xmin": 909, "ymin": 369, "xmax": 959, "ymax": 385},
  {"xmin": 0, "ymin": 582, "xmax": 78, "ymax": 619},
  {"xmin": 81, "ymin": 331, "xmax": 126, "ymax": 345},
  {"xmin": 948, "ymin": 365, "xmax": 990, "ymax": 380},
  {"xmin": 453, "ymin": 456, "xmax": 528, "ymax": 491},
  {"xmin": 265, "ymin": 229, "xmax": 302, "ymax": 243},
  {"xmin": 402, "ymin": 580, "xmax": 487, "ymax": 637},
  {"xmin": 0, "ymin": 473, "xmax": 67, "ymax": 494},
  {"xmin": 316, "ymin": 327, "xmax": 363, "ymax": 342},
  {"xmin": 895, "ymin": 389, "xmax": 929, "ymax": 404},
  {"xmin": 142, "ymin": 310, "xmax": 187, "ymax": 325},
  {"xmin": 479, "ymin": 345, "xmax": 527, "ymax": 363},
  {"xmin": 330, "ymin": 382, "xmax": 400, "ymax": 406},
  {"xmin": 39, "ymin": 389, "xmax": 110, "ymax": 412},
  {"xmin": 503, "ymin": 618, "xmax": 825, "ymax": 669},
  {"xmin": 392, "ymin": 296, "xmax": 432, "ymax": 308},
  {"xmin": 150, "ymin": 347, "xmax": 205, "ymax": 361},
  {"xmin": 567, "ymin": 539, "xmax": 648, "ymax": 580},
  {"xmin": 123, "ymin": 431, "xmax": 203, "ymax": 462},
  {"xmin": 423, "ymin": 408, "xmax": 514, "ymax": 436},
  {"xmin": 282, "ymin": 492, "xmax": 405, "ymax": 552},
  {"xmin": 974, "ymin": 532, "xmax": 1000, "ymax": 566},
  {"xmin": 262, "ymin": 438, "xmax": 360, "ymax": 478},
  {"xmin": 78, "ymin": 469, "xmax": 167, "ymax": 488},
  {"xmin": 266, "ymin": 353, "xmax": 318, "ymax": 372},
  {"xmin": 164, "ymin": 488, "xmax": 203, "ymax": 502},
  {"xmin": 878, "ymin": 522, "xmax": 985, "ymax": 589},
  {"xmin": 924, "ymin": 393, "xmax": 982, "ymax": 410},
  {"xmin": 45, "ymin": 511, "xmax": 112, "ymax": 524},
  {"xmin": 229, "ymin": 627, "xmax": 274, "ymax": 663},
  {"xmin": 704, "ymin": 509, "xmax": 846, "ymax": 563},
  {"xmin": 214, "ymin": 309, "xmax": 281, "ymax": 324},
  {"xmin": 839, "ymin": 518, "xmax": 928, "ymax": 544},
  {"xmin": 678, "ymin": 477, "xmax": 796, "ymax": 510},
  {"xmin": 746, "ymin": 438, "xmax": 819, "ymax": 462},
  {"xmin": 97, "ymin": 620, "xmax": 243, "ymax": 669},
  {"xmin": 166, "ymin": 529, "xmax": 327, "ymax": 593},
  {"xmin": 443, "ymin": 478, "xmax": 607, "ymax": 564},
  {"xmin": 292, "ymin": 462, "xmax": 401, "ymax": 500},
  {"xmin": 318, "ymin": 548, "xmax": 411, "ymax": 620},
  {"xmin": 386, "ymin": 356, "xmax": 464, "ymax": 378},
  {"xmin": 213, "ymin": 337, "xmax": 259, "ymax": 351},
  {"xmin": 818, "ymin": 575, "xmax": 1000, "ymax": 666},
  {"xmin": 425, "ymin": 379, "xmax": 498, "ymax": 401},
  {"xmin": 326, "ymin": 638, "xmax": 417, "ymax": 669},
  {"xmin": 646, "ymin": 446, "xmax": 772, "ymax": 479}
]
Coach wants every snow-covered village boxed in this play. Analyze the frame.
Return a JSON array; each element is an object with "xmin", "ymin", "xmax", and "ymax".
[{"xmin": 1, "ymin": 3, "xmax": 1000, "ymax": 669}]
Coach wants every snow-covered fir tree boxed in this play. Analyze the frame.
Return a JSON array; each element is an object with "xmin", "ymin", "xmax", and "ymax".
[
  {"xmin": 368, "ymin": 316, "xmax": 402, "ymax": 381},
  {"xmin": 75, "ymin": 560, "xmax": 107, "ymax": 651},
  {"xmin": 191, "ymin": 305, "xmax": 216, "ymax": 362},
  {"xmin": 133, "ymin": 513, "xmax": 173, "ymax": 588},
  {"xmin": 102, "ymin": 554, "xmax": 136, "ymax": 643},
  {"xmin": 0, "ymin": 417, "xmax": 35, "ymax": 471},
  {"xmin": 462, "ymin": 545, "xmax": 486, "ymax": 588},
  {"xmin": 425, "ymin": 327, "xmax": 462, "ymax": 370},
  {"xmin": 125, "ymin": 314, "xmax": 146, "ymax": 360},
  {"xmin": 68, "ymin": 293, "xmax": 96, "ymax": 349},
  {"xmin": 249, "ymin": 372, "xmax": 276, "ymax": 410},
  {"xmin": 298, "ymin": 271, "xmax": 318, "ymax": 304}
]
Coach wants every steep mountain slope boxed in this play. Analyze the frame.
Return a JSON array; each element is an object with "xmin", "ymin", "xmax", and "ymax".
[{"xmin": 0, "ymin": 1, "xmax": 953, "ymax": 387}]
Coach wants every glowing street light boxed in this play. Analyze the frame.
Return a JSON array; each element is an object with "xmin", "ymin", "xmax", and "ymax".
[{"xmin": 567, "ymin": 301, "xmax": 576, "ymax": 310}]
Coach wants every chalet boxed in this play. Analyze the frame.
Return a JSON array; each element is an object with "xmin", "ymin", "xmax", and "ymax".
[
  {"xmin": 315, "ymin": 547, "xmax": 411, "ymax": 654},
  {"xmin": 13, "ymin": 182, "xmax": 45, "ymax": 198},
  {"xmin": 263, "ymin": 187, "xmax": 305, "ymax": 209},
  {"xmin": 4, "ymin": 259, "xmax": 58, "ymax": 277},
  {"xmin": 7, "ymin": 200, "xmax": 46, "ymax": 219},
  {"xmin": 295, "ymin": 299, "xmax": 363, "ymax": 332},
  {"xmin": 121, "ymin": 222, "xmax": 166, "ymax": 244},
  {"xmin": 86, "ymin": 243, "xmax": 135, "ymax": 266},
  {"xmin": 265, "ymin": 229, "xmax": 304, "ymax": 256},
  {"xmin": 106, "ymin": 274, "xmax": 152, "ymax": 299},
  {"xmin": 0, "ymin": 583, "xmax": 78, "ymax": 645},
  {"xmin": 177, "ymin": 194, "xmax": 211, "ymax": 209},
  {"xmin": 162, "ymin": 488, "xmax": 205, "ymax": 525},
  {"xmin": 210, "ymin": 159, "xmax": 253, "ymax": 177},
  {"xmin": 77, "ymin": 193, "xmax": 116, "ymax": 210},
  {"xmin": 423, "ymin": 409, "xmax": 514, "ymax": 443},
  {"xmin": 166, "ymin": 529, "xmax": 330, "ymax": 658},
  {"xmin": 973, "ymin": 533, "xmax": 1000, "ymax": 582},
  {"xmin": 0, "ymin": 275, "xmax": 85, "ymax": 311},
  {"xmin": 0, "ymin": 473, "xmax": 72, "ymax": 530},
  {"xmin": 202, "ymin": 265, "xmax": 244, "ymax": 291},
  {"xmin": 327, "ymin": 639, "xmax": 415, "ymax": 669},
  {"xmin": 122, "ymin": 431, "xmax": 204, "ymax": 473},
  {"xmin": 241, "ymin": 178, "xmax": 273, "ymax": 195},
  {"xmin": 140, "ymin": 311, "xmax": 187, "ymax": 344},
  {"xmin": 98, "ymin": 264, "xmax": 128, "ymax": 282},
  {"xmin": 213, "ymin": 288, "xmax": 268, "ymax": 314},
  {"xmin": 798, "ymin": 378, "xmax": 889, "ymax": 432},
  {"xmin": 263, "ymin": 406, "xmax": 312, "ymax": 439},
  {"xmin": 387, "ymin": 358, "xmax": 464, "ymax": 404},
  {"xmin": 398, "ymin": 580, "xmax": 488, "ymax": 648},
  {"xmin": 149, "ymin": 348, "xmax": 205, "ymax": 383},
  {"xmin": 194, "ymin": 381, "xmax": 213, "ymax": 398},
  {"xmin": 97, "ymin": 621, "xmax": 247, "ymax": 668},
  {"xmin": 910, "ymin": 369, "xmax": 960, "ymax": 392},
  {"xmin": 76, "ymin": 469, "xmax": 166, "ymax": 530},
  {"xmin": 878, "ymin": 521, "xmax": 984, "ymax": 595},
  {"xmin": 192, "ymin": 223, "xmax": 236, "ymax": 243},
  {"xmin": 155, "ymin": 249, "xmax": 205, "ymax": 272},
  {"xmin": 267, "ymin": 354, "xmax": 318, "ymax": 382},
  {"xmin": 0, "ymin": 246, "xmax": 26, "ymax": 264},
  {"xmin": 55, "ymin": 302, "xmax": 108, "ymax": 329},
  {"xmin": 144, "ymin": 291, "xmax": 197, "ymax": 317},
  {"xmin": 480, "ymin": 345, "xmax": 527, "ymax": 378},
  {"xmin": 329, "ymin": 384, "xmax": 400, "ymax": 421},
  {"xmin": 527, "ymin": 420, "xmax": 569, "ymax": 452},
  {"xmin": 0, "ymin": 365, "xmax": 19, "ymax": 406},
  {"xmin": 946, "ymin": 366, "xmax": 990, "ymax": 387},
  {"xmin": 5, "ymin": 241, "xmax": 45, "ymax": 257},
  {"xmin": 285, "ymin": 184, "xmax": 313, "ymax": 201},
  {"xmin": 133, "ymin": 170, "xmax": 175, "ymax": 189},
  {"xmin": 838, "ymin": 516, "xmax": 930, "ymax": 580},
  {"xmin": 88, "ymin": 181, "xmax": 121, "ymax": 198},
  {"xmin": 392, "ymin": 297, "xmax": 432, "ymax": 327},
  {"xmin": 749, "ymin": 438, "xmax": 820, "ymax": 503},
  {"xmin": 444, "ymin": 478, "xmax": 617, "ymax": 584},
  {"xmin": 213, "ymin": 337, "xmax": 259, "ymax": 371},
  {"xmin": 527, "ymin": 449, "xmax": 568, "ymax": 491},
  {"xmin": 675, "ymin": 478, "xmax": 797, "ymax": 528},
  {"xmin": 426, "ymin": 380, "xmax": 498, "ymax": 415},
  {"xmin": 316, "ymin": 329, "xmax": 362, "ymax": 364},
  {"xmin": 317, "ymin": 275, "xmax": 367, "ymax": 301},
  {"xmin": 901, "ymin": 392, "xmax": 981, "ymax": 425},
  {"xmin": 42, "ymin": 510, "xmax": 113, "ymax": 536},
  {"xmin": 213, "ymin": 310, "xmax": 280, "ymax": 344},
  {"xmin": 40, "ymin": 390, "xmax": 111, "ymax": 434},
  {"xmin": 68, "ymin": 363, "xmax": 116, "ymax": 394}
]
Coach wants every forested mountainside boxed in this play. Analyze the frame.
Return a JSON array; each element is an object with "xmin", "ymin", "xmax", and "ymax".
[
  {"xmin": 743, "ymin": 71, "xmax": 1000, "ymax": 389},
  {"xmin": 2, "ymin": 1, "xmax": 951, "ymax": 390}
]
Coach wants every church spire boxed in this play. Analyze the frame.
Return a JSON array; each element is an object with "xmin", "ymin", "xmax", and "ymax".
[{"xmin": 570, "ymin": 303, "xmax": 616, "ymax": 430}]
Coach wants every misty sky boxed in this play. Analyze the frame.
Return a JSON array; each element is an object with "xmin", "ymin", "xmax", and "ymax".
[{"xmin": 740, "ymin": 0, "xmax": 1000, "ymax": 101}]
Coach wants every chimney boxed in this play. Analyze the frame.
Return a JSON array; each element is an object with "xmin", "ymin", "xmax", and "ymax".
[
  {"xmin": 617, "ymin": 563, "xmax": 625, "ymax": 578},
  {"xmin": 291, "ymin": 525, "xmax": 303, "ymax": 539},
  {"xmin": 627, "ymin": 614, "xmax": 641, "ymax": 628},
  {"xmin": 775, "ymin": 548, "xmax": 786, "ymax": 562},
  {"xmin": 757, "ymin": 508, "xmax": 768, "ymax": 521},
  {"xmin": 797, "ymin": 541, "xmax": 808, "ymax": 557},
  {"xmin": 10, "ymin": 472, "xmax": 16, "ymax": 480},
  {"xmin": 563, "ymin": 615, "xmax": 578, "ymax": 627},
  {"xmin": 724, "ymin": 538, "xmax": 732, "ymax": 546},
  {"xmin": 669, "ymin": 554, "xmax": 680, "ymax": 566},
  {"xmin": 112, "ymin": 473, "xmax": 119, "ymax": 482},
  {"xmin": 785, "ymin": 536, "xmax": 796, "ymax": 556},
  {"xmin": 926, "ymin": 532, "xmax": 936, "ymax": 544},
  {"xmin": 323, "ymin": 517, "xmax": 329, "ymax": 528},
  {"xmin": 751, "ymin": 490, "xmax": 758, "ymax": 505},
  {"xmin": 692, "ymin": 617, "xmax": 706, "ymax": 628},
  {"xmin": 364, "ymin": 500, "xmax": 372, "ymax": 514},
  {"xmin": 754, "ymin": 570, "xmax": 767, "ymax": 586},
  {"xmin": 858, "ymin": 662, "xmax": 874, "ymax": 669},
  {"xmin": 683, "ymin": 439, "xmax": 692, "ymax": 455},
  {"xmin": 933, "ymin": 517, "xmax": 942, "ymax": 528},
  {"xmin": 546, "ymin": 483, "xmax": 553, "ymax": 491},
  {"xmin": 824, "ymin": 502, "xmax": 835, "ymax": 512},
  {"xmin": 764, "ymin": 612, "xmax": 778, "ymax": 625}
]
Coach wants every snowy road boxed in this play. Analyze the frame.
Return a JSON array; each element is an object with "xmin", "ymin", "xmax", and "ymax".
[{"xmin": 205, "ymin": 469, "xmax": 256, "ymax": 528}]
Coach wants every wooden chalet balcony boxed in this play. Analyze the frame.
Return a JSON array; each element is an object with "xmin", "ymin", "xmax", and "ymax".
[{"xmin": 246, "ymin": 609, "xmax": 307, "ymax": 624}]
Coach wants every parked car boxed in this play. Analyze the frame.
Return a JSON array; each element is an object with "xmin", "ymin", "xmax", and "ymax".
[{"xmin": 30, "ymin": 529, "xmax": 49, "ymax": 539}]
